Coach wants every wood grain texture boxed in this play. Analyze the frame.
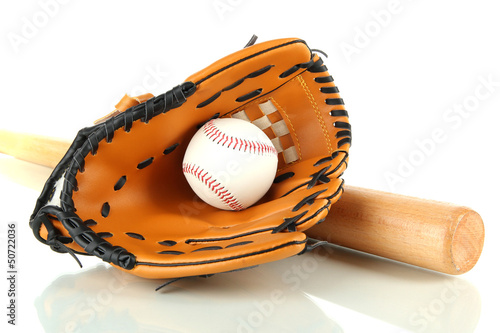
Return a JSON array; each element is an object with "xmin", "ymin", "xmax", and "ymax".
[{"xmin": 306, "ymin": 185, "xmax": 485, "ymax": 274}]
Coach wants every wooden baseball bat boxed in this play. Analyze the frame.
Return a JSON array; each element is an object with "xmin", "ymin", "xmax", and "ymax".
[
  {"xmin": 0, "ymin": 130, "xmax": 71, "ymax": 169},
  {"xmin": 306, "ymin": 186, "xmax": 484, "ymax": 275},
  {"xmin": 0, "ymin": 130, "xmax": 485, "ymax": 275}
]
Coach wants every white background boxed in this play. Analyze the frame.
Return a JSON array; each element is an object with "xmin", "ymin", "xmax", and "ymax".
[{"xmin": 1, "ymin": 0, "xmax": 499, "ymax": 332}]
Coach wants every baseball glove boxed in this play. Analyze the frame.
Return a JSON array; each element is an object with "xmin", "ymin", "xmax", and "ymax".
[{"xmin": 30, "ymin": 37, "xmax": 351, "ymax": 280}]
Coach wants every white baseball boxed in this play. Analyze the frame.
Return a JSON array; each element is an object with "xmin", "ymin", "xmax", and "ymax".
[{"xmin": 183, "ymin": 118, "xmax": 278, "ymax": 211}]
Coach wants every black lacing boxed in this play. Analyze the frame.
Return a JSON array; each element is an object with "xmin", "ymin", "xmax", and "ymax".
[
  {"xmin": 278, "ymin": 59, "xmax": 315, "ymax": 79},
  {"xmin": 272, "ymin": 211, "xmax": 308, "ymax": 233},
  {"xmin": 155, "ymin": 265, "xmax": 259, "ymax": 292},
  {"xmin": 33, "ymin": 206, "xmax": 136, "ymax": 269},
  {"xmin": 279, "ymin": 151, "xmax": 348, "ymax": 198},
  {"xmin": 307, "ymin": 55, "xmax": 352, "ymax": 148},
  {"xmin": 29, "ymin": 82, "xmax": 196, "ymax": 271},
  {"xmin": 196, "ymin": 66, "xmax": 273, "ymax": 109},
  {"xmin": 298, "ymin": 239, "xmax": 329, "ymax": 255},
  {"xmin": 311, "ymin": 48, "xmax": 328, "ymax": 58},
  {"xmin": 270, "ymin": 148, "xmax": 348, "ymax": 234},
  {"xmin": 106, "ymin": 82, "xmax": 196, "ymax": 138},
  {"xmin": 155, "ymin": 277, "xmax": 185, "ymax": 291},
  {"xmin": 244, "ymin": 34, "xmax": 258, "ymax": 48},
  {"xmin": 32, "ymin": 210, "xmax": 83, "ymax": 268}
]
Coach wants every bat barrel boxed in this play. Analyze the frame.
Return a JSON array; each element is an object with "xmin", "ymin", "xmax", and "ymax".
[{"xmin": 306, "ymin": 185, "xmax": 485, "ymax": 275}]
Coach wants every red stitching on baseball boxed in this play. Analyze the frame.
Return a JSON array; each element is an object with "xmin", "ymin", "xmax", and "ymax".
[
  {"xmin": 182, "ymin": 162, "xmax": 245, "ymax": 210},
  {"xmin": 203, "ymin": 120, "xmax": 277, "ymax": 156}
]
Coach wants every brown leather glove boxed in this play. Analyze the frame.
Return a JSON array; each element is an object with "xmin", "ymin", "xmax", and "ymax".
[{"xmin": 30, "ymin": 37, "xmax": 351, "ymax": 279}]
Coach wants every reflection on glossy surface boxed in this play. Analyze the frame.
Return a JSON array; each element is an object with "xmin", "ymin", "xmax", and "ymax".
[
  {"xmin": 35, "ymin": 244, "xmax": 480, "ymax": 333},
  {"xmin": 35, "ymin": 265, "xmax": 343, "ymax": 332},
  {"xmin": 270, "ymin": 245, "xmax": 481, "ymax": 333}
]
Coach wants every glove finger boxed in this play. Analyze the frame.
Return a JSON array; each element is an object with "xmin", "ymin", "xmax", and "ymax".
[{"xmin": 118, "ymin": 230, "xmax": 308, "ymax": 279}]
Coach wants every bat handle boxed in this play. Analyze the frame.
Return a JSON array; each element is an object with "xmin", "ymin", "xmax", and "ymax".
[
  {"xmin": 0, "ymin": 130, "xmax": 71, "ymax": 169},
  {"xmin": 306, "ymin": 185, "xmax": 485, "ymax": 275}
]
